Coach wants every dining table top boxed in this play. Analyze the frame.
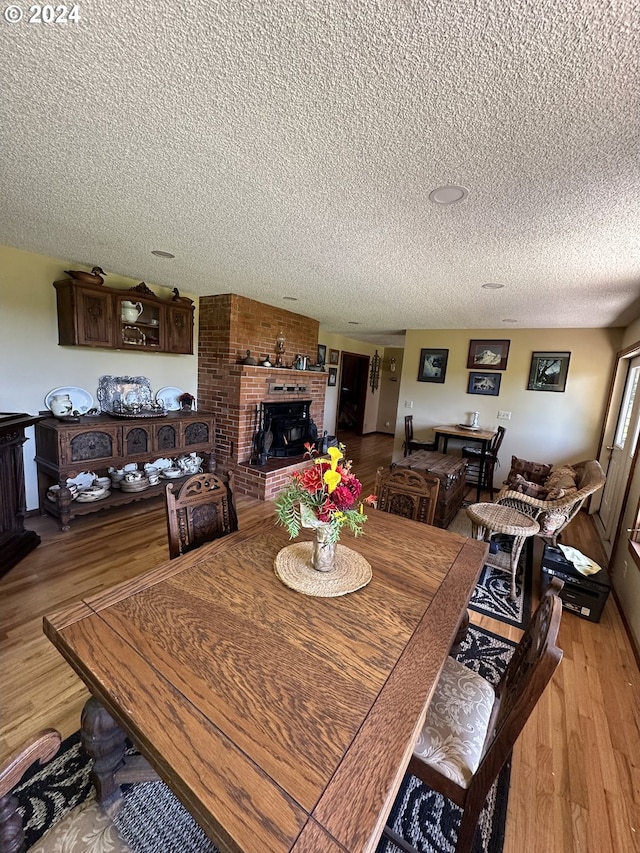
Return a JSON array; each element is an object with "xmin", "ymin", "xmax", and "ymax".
[
  {"xmin": 432, "ymin": 423, "xmax": 497, "ymax": 442},
  {"xmin": 43, "ymin": 508, "xmax": 488, "ymax": 853}
]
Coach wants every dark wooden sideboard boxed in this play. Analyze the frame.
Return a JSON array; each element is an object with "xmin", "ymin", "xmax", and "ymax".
[
  {"xmin": 0, "ymin": 413, "xmax": 46, "ymax": 575},
  {"xmin": 35, "ymin": 412, "xmax": 215, "ymax": 530}
]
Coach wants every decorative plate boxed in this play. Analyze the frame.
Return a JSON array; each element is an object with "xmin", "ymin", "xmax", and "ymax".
[
  {"xmin": 76, "ymin": 489, "xmax": 111, "ymax": 503},
  {"xmin": 45, "ymin": 386, "xmax": 94, "ymax": 415},
  {"xmin": 97, "ymin": 375, "xmax": 153, "ymax": 413},
  {"xmin": 156, "ymin": 386, "xmax": 184, "ymax": 411},
  {"xmin": 66, "ymin": 471, "xmax": 97, "ymax": 490}
]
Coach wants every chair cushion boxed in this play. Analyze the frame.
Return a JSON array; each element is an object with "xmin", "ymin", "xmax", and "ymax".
[
  {"xmin": 507, "ymin": 456, "xmax": 552, "ymax": 486},
  {"xmin": 29, "ymin": 797, "xmax": 133, "ymax": 853},
  {"xmin": 509, "ymin": 473, "xmax": 549, "ymax": 498},
  {"xmin": 544, "ymin": 465, "xmax": 578, "ymax": 493},
  {"xmin": 413, "ymin": 656, "xmax": 496, "ymax": 789}
]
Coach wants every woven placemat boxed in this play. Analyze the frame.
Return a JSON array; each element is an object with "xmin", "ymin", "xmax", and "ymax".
[{"xmin": 274, "ymin": 542, "xmax": 372, "ymax": 597}]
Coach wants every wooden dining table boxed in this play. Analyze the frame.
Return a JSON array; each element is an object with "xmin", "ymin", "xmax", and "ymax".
[
  {"xmin": 43, "ymin": 509, "xmax": 487, "ymax": 853},
  {"xmin": 432, "ymin": 424, "xmax": 497, "ymax": 502}
]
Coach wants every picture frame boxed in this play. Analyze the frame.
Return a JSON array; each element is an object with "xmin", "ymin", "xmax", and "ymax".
[
  {"xmin": 327, "ymin": 367, "xmax": 337, "ymax": 386},
  {"xmin": 467, "ymin": 372, "xmax": 501, "ymax": 396},
  {"xmin": 329, "ymin": 348, "xmax": 340, "ymax": 365},
  {"xmin": 527, "ymin": 351, "xmax": 571, "ymax": 392},
  {"xmin": 466, "ymin": 339, "xmax": 510, "ymax": 371},
  {"xmin": 417, "ymin": 348, "xmax": 449, "ymax": 383},
  {"xmin": 317, "ymin": 344, "xmax": 327, "ymax": 367}
]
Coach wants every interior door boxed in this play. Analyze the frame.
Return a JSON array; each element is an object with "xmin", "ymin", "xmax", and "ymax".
[{"xmin": 596, "ymin": 355, "xmax": 640, "ymax": 553}]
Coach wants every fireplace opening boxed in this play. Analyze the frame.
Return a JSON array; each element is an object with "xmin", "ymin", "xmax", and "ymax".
[{"xmin": 254, "ymin": 400, "xmax": 315, "ymax": 461}]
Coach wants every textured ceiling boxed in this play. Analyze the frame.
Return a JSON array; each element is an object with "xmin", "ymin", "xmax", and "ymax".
[{"xmin": 2, "ymin": 0, "xmax": 639, "ymax": 345}]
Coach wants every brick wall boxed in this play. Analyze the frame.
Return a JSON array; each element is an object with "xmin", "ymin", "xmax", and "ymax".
[{"xmin": 197, "ymin": 294, "xmax": 326, "ymax": 495}]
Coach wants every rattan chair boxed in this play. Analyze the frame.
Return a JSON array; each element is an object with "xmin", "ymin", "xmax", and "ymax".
[
  {"xmin": 374, "ymin": 465, "xmax": 440, "ymax": 525},
  {"xmin": 165, "ymin": 470, "xmax": 238, "ymax": 559},
  {"xmin": 403, "ymin": 415, "xmax": 436, "ymax": 457},
  {"xmin": 382, "ymin": 577, "xmax": 564, "ymax": 853}
]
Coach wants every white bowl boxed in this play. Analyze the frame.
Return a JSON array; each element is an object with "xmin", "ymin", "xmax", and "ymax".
[
  {"xmin": 162, "ymin": 468, "xmax": 182, "ymax": 479},
  {"xmin": 94, "ymin": 477, "xmax": 111, "ymax": 490}
]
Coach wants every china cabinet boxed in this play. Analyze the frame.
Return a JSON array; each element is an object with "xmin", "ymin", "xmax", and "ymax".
[
  {"xmin": 35, "ymin": 411, "xmax": 215, "ymax": 530},
  {"xmin": 53, "ymin": 279, "xmax": 194, "ymax": 354}
]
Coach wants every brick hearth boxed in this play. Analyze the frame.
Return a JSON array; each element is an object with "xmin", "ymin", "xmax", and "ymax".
[{"xmin": 197, "ymin": 293, "xmax": 328, "ymax": 499}]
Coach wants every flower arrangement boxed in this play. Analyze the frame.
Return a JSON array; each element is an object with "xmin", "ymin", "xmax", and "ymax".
[{"xmin": 275, "ymin": 443, "xmax": 376, "ymax": 544}]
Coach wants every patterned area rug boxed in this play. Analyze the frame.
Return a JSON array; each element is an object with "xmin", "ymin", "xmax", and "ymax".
[
  {"xmin": 448, "ymin": 509, "xmax": 533, "ymax": 628},
  {"xmin": 15, "ymin": 628, "xmax": 514, "ymax": 853}
]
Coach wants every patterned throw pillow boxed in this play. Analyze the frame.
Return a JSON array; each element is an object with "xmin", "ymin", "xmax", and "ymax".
[
  {"xmin": 507, "ymin": 456, "xmax": 553, "ymax": 486},
  {"xmin": 544, "ymin": 465, "xmax": 578, "ymax": 493},
  {"xmin": 510, "ymin": 474, "xmax": 549, "ymax": 498}
]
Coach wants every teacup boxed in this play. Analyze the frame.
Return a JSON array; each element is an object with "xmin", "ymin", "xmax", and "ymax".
[{"xmin": 124, "ymin": 471, "xmax": 144, "ymax": 482}]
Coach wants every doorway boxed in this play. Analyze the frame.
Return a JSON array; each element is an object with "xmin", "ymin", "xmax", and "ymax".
[
  {"xmin": 337, "ymin": 352, "xmax": 369, "ymax": 435},
  {"xmin": 596, "ymin": 354, "xmax": 640, "ymax": 555}
]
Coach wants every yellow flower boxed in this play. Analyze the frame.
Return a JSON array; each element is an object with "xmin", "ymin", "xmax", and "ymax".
[
  {"xmin": 327, "ymin": 446, "xmax": 343, "ymax": 469},
  {"xmin": 323, "ymin": 468, "xmax": 341, "ymax": 493}
]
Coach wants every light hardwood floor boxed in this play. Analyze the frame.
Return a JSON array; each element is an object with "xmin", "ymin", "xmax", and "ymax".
[{"xmin": 1, "ymin": 433, "xmax": 638, "ymax": 852}]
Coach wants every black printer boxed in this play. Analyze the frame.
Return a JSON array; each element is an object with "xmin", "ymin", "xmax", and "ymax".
[{"xmin": 540, "ymin": 544, "xmax": 611, "ymax": 623}]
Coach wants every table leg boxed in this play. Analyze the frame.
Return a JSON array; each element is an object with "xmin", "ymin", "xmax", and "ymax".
[
  {"xmin": 509, "ymin": 535, "xmax": 526, "ymax": 600},
  {"xmin": 81, "ymin": 698, "xmax": 127, "ymax": 815},
  {"xmin": 476, "ymin": 440, "xmax": 488, "ymax": 503}
]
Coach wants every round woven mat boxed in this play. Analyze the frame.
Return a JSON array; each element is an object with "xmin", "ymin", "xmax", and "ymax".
[{"xmin": 274, "ymin": 542, "xmax": 372, "ymax": 597}]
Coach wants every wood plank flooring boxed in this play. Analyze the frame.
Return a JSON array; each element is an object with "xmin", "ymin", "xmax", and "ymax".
[{"xmin": 1, "ymin": 432, "xmax": 638, "ymax": 852}]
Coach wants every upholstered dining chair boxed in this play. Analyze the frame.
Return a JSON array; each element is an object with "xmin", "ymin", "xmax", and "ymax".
[
  {"xmin": 381, "ymin": 577, "xmax": 564, "ymax": 853},
  {"xmin": 462, "ymin": 425, "xmax": 506, "ymax": 498},
  {"xmin": 403, "ymin": 415, "xmax": 436, "ymax": 457},
  {"xmin": 0, "ymin": 729, "xmax": 133, "ymax": 853},
  {"xmin": 374, "ymin": 465, "xmax": 440, "ymax": 526},
  {"xmin": 165, "ymin": 470, "xmax": 238, "ymax": 559}
]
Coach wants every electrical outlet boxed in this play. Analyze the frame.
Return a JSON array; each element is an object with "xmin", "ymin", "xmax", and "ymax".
[
  {"xmin": 404, "ymin": 400, "xmax": 413, "ymax": 408},
  {"xmin": 497, "ymin": 410, "xmax": 512, "ymax": 420}
]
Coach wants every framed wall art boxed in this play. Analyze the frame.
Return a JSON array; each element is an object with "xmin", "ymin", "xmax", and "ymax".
[
  {"xmin": 467, "ymin": 372, "xmax": 501, "ymax": 396},
  {"xmin": 466, "ymin": 339, "xmax": 510, "ymax": 371},
  {"xmin": 417, "ymin": 348, "xmax": 449, "ymax": 383},
  {"xmin": 527, "ymin": 352, "xmax": 571, "ymax": 392},
  {"xmin": 327, "ymin": 367, "xmax": 338, "ymax": 386},
  {"xmin": 329, "ymin": 349, "xmax": 340, "ymax": 365},
  {"xmin": 317, "ymin": 344, "xmax": 327, "ymax": 367}
]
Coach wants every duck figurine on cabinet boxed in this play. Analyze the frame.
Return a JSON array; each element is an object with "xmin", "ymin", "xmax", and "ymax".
[{"xmin": 64, "ymin": 266, "xmax": 106, "ymax": 285}]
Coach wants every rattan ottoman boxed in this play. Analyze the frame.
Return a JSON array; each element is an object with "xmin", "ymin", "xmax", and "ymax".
[{"xmin": 465, "ymin": 502, "xmax": 540, "ymax": 600}]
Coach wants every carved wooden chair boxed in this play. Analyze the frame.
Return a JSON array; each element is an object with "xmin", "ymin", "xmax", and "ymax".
[
  {"xmin": 0, "ymin": 729, "xmax": 132, "ymax": 853},
  {"xmin": 403, "ymin": 415, "xmax": 436, "ymax": 457},
  {"xmin": 165, "ymin": 470, "xmax": 238, "ymax": 559},
  {"xmin": 462, "ymin": 425, "xmax": 506, "ymax": 498},
  {"xmin": 381, "ymin": 577, "xmax": 564, "ymax": 853},
  {"xmin": 374, "ymin": 465, "xmax": 440, "ymax": 526}
]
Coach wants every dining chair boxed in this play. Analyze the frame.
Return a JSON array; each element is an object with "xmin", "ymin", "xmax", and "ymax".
[
  {"xmin": 0, "ymin": 729, "xmax": 133, "ymax": 853},
  {"xmin": 381, "ymin": 577, "xmax": 564, "ymax": 853},
  {"xmin": 462, "ymin": 425, "xmax": 506, "ymax": 498},
  {"xmin": 165, "ymin": 470, "xmax": 238, "ymax": 559},
  {"xmin": 374, "ymin": 466, "xmax": 440, "ymax": 526},
  {"xmin": 403, "ymin": 415, "xmax": 436, "ymax": 457}
]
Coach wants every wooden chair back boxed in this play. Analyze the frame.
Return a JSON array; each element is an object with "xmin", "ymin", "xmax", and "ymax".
[
  {"xmin": 165, "ymin": 470, "xmax": 238, "ymax": 559},
  {"xmin": 374, "ymin": 465, "xmax": 440, "ymax": 525},
  {"xmin": 397, "ymin": 578, "xmax": 564, "ymax": 853},
  {"xmin": 403, "ymin": 415, "xmax": 436, "ymax": 457}
]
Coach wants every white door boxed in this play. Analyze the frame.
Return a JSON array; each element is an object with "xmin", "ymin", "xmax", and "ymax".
[{"xmin": 596, "ymin": 355, "xmax": 640, "ymax": 553}]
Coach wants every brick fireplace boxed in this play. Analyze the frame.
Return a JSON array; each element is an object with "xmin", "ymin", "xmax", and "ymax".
[{"xmin": 197, "ymin": 294, "xmax": 328, "ymax": 500}]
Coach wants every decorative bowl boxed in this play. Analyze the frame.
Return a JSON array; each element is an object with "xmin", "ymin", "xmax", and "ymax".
[
  {"xmin": 161, "ymin": 468, "xmax": 182, "ymax": 479},
  {"xmin": 94, "ymin": 477, "xmax": 111, "ymax": 490},
  {"xmin": 120, "ymin": 477, "xmax": 150, "ymax": 492}
]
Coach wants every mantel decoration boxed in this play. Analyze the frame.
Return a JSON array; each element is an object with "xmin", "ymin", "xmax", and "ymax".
[{"xmin": 274, "ymin": 444, "xmax": 376, "ymax": 596}]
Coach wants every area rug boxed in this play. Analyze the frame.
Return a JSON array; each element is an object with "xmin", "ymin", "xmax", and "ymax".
[
  {"xmin": 448, "ymin": 509, "xmax": 533, "ymax": 629},
  {"xmin": 15, "ymin": 627, "xmax": 514, "ymax": 853}
]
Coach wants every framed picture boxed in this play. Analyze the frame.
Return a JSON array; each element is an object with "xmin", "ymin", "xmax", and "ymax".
[
  {"xmin": 527, "ymin": 352, "xmax": 571, "ymax": 392},
  {"xmin": 417, "ymin": 348, "xmax": 449, "ymax": 383},
  {"xmin": 329, "ymin": 348, "xmax": 340, "ymax": 365},
  {"xmin": 317, "ymin": 344, "xmax": 327, "ymax": 366},
  {"xmin": 327, "ymin": 367, "xmax": 337, "ymax": 386},
  {"xmin": 467, "ymin": 372, "xmax": 501, "ymax": 396},
  {"xmin": 467, "ymin": 339, "xmax": 510, "ymax": 371}
]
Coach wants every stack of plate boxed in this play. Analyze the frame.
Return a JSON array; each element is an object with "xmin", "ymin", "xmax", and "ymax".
[{"xmin": 120, "ymin": 477, "xmax": 150, "ymax": 493}]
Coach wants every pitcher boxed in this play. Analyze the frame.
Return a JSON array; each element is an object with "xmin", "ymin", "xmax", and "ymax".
[{"xmin": 121, "ymin": 301, "xmax": 143, "ymax": 323}]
